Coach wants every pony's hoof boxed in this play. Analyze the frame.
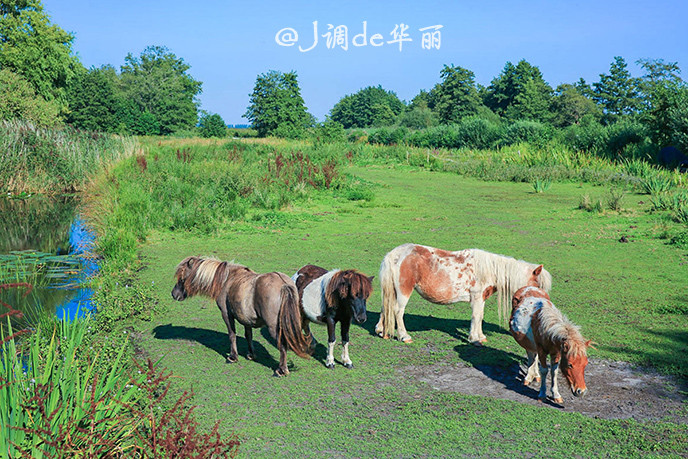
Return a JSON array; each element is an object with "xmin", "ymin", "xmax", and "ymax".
[
  {"xmin": 537, "ymin": 397, "xmax": 546, "ymax": 403},
  {"xmin": 226, "ymin": 356, "xmax": 238, "ymax": 364},
  {"xmin": 400, "ymin": 337, "xmax": 413, "ymax": 344},
  {"xmin": 523, "ymin": 380, "xmax": 532, "ymax": 386},
  {"xmin": 273, "ymin": 368, "xmax": 289, "ymax": 377},
  {"xmin": 471, "ymin": 340, "xmax": 484, "ymax": 347},
  {"xmin": 553, "ymin": 397, "xmax": 564, "ymax": 404},
  {"xmin": 344, "ymin": 363, "xmax": 353, "ymax": 369},
  {"xmin": 246, "ymin": 353, "xmax": 254, "ymax": 361},
  {"xmin": 382, "ymin": 334, "xmax": 390, "ymax": 340},
  {"xmin": 326, "ymin": 363, "xmax": 335, "ymax": 369},
  {"xmin": 535, "ymin": 377, "xmax": 541, "ymax": 383}
]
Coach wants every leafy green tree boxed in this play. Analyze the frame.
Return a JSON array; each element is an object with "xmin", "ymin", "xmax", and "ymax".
[
  {"xmin": 483, "ymin": 60, "xmax": 553, "ymax": 122},
  {"xmin": 66, "ymin": 66, "xmax": 122, "ymax": 132},
  {"xmin": 199, "ymin": 111, "xmax": 227, "ymax": 138},
  {"xmin": 244, "ymin": 70, "xmax": 313, "ymax": 138},
  {"xmin": 119, "ymin": 46, "xmax": 202, "ymax": 135},
  {"xmin": 430, "ymin": 65, "xmax": 483, "ymax": 124},
  {"xmin": 551, "ymin": 83, "xmax": 601, "ymax": 127},
  {"xmin": 0, "ymin": 0, "xmax": 81, "ymax": 112},
  {"xmin": 593, "ymin": 56, "xmax": 641, "ymax": 123},
  {"xmin": 330, "ymin": 86, "xmax": 404, "ymax": 128},
  {"xmin": 636, "ymin": 59, "xmax": 686, "ymax": 148},
  {"xmin": 408, "ymin": 89, "xmax": 433, "ymax": 110},
  {"xmin": 0, "ymin": 68, "xmax": 60, "ymax": 125},
  {"xmin": 397, "ymin": 106, "xmax": 438, "ymax": 129}
]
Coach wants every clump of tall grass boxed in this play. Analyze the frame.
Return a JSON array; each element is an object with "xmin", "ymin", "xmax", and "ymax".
[
  {"xmin": 606, "ymin": 188, "xmax": 626, "ymax": 211},
  {"xmin": 0, "ymin": 120, "xmax": 137, "ymax": 194},
  {"xmin": 532, "ymin": 177, "xmax": 552, "ymax": 193},
  {"xmin": 641, "ymin": 175, "xmax": 675, "ymax": 195},
  {"xmin": 579, "ymin": 194, "xmax": 603, "ymax": 213},
  {"xmin": 0, "ymin": 307, "xmax": 240, "ymax": 457}
]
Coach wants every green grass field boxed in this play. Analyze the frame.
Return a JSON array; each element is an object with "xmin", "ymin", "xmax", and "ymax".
[{"xmin": 127, "ymin": 161, "xmax": 687, "ymax": 457}]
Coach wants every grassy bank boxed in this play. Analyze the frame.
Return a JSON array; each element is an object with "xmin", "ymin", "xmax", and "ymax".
[
  {"xmin": 0, "ymin": 120, "xmax": 137, "ymax": 195},
  {"xmin": 129, "ymin": 165, "xmax": 686, "ymax": 457},
  {"xmin": 79, "ymin": 137, "xmax": 688, "ymax": 456}
]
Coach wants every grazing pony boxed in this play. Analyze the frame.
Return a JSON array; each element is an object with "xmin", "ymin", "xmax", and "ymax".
[
  {"xmin": 376, "ymin": 244, "xmax": 551, "ymax": 345},
  {"xmin": 510, "ymin": 286, "xmax": 591, "ymax": 403},
  {"xmin": 292, "ymin": 265, "xmax": 374, "ymax": 369},
  {"xmin": 172, "ymin": 256, "xmax": 311, "ymax": 377}
]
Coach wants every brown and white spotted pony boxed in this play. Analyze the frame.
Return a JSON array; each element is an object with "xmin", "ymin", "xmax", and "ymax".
[
  {"xmin": 292, "ymin": 265, "xmax": 373, "ymax": 369},
  {"xmin": 510, "ymin": 286, "xmax": 591, "ymax": 403},
  {"xmin": 172, "ymin": 256, "xmax": 311, "ymax": 377},
  {"xmin": 375, "ymin": 244, "xmax": 552, "ymax": 345}
]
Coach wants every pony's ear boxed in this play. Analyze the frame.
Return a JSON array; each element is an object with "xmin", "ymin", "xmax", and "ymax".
[
  {"xmin": 368, "ymin": 275, "xmax": 375, "ymax": 283},
  {"xmin": 532, "ymin": 265, "xmax": 543, "ymax": 277},
  {"xmin": 186, "ymin": 257, "xmax": 195, "ymax": 268},
  {"xmin": 562, "ymin": 339, "xmax": 570, "ymax": 353},
  {"xmin": 585, "ymin": 340, "xmax": 597, "ymax": 349}
]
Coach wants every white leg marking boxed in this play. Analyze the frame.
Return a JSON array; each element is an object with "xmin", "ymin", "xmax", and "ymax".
[
  {"xmin": 326, "ymin": 341, "xmax": 336, "ymax": 368},
  {"xmin": 551, "ymin": 360, "xmax": 563, "ymax": 402},
  {"xmin": 341, "ymin": 341, "xmax": 353, "ymax": 368}
]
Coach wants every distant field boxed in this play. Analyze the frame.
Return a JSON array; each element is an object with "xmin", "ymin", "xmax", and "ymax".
[{"xmin": 124, "ymin": 154, "xmax": 687, "ymax": 457}]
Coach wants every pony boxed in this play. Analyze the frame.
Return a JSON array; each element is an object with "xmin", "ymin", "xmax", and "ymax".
[
  {"xmin": 375, "ymin": 244, "xmax": 551, "ymax": 345},
  {"xmin": 510, "ymin": 285, "xmax": 591, "ymax": 403},
  {"xmin": 172, "ymin": 256, "xmax": 311, "ymax": 377},
  {"xmin": 292, "ymin": 265, "xmax": 374, "ymax": 369}
]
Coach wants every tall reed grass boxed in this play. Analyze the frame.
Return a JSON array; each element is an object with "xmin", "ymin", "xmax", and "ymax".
[
  {"xmin": 0, "ymin": 306, "xmax": 240, "ymax": 457},
  {"xmin": 0, "ymin": 120, "xmax": 137, "ymax": 194}
]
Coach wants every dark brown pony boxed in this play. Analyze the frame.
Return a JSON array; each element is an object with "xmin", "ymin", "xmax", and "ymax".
[
  {"xmin": 172, "ymin": 256, "xmax": 311, "ymax": 376},
  {"xmin": 292, "ymin": 265, "xmax": 373, "ymax": 369}
]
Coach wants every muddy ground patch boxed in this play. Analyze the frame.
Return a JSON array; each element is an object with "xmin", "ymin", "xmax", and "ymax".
[{"xmin": 402, "ymin": 358, "xmax": 688, "ymax": 423}]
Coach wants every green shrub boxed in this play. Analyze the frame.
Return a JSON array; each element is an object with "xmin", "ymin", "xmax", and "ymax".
[
  {"xmin": 499, "ymin": 120, "xmax": 553, "ymax": 148},
  {"xmin": 604, "ymin": 120, "xmax": 648, "ymax": 157},
  {"xmin": 313, "ymin": 118, "xmax": 346, "ymax": 144}
]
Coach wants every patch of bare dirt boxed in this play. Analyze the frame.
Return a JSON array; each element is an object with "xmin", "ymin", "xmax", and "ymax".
[{"xmin": 402, "ymin": 359, "xmax": 687, "ymax": 423}]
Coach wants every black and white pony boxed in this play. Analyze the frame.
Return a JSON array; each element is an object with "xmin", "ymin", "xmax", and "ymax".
[{"xmin": 292, "ymin": 265, "xmax": 373, "ymax": 369}]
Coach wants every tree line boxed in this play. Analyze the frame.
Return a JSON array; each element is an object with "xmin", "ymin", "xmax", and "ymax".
[
  {"xmin": 245, "ymin": 58, "xmax": 687, "ymax": 156},
  {"xmin": 1, "ymin": 0, "xmax": 686, "ymax": 155}
]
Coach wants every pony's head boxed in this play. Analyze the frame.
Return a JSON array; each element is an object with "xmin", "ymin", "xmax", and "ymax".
[
  {"xmin": 527, "ymin": 265, "xmax": 552, "ymax": 291},
  {"xmin": 326, "ymin": 270, "xmax": 374, "ymax": 324},
  {"xmin": 172, "ymin": 256, "xmax": 201, "ymax": 301},
  {"xmin": 559, "ymin": 338, "xmax": 591, "ymax": 397},
  {"xmin": 172, "ymin": 256, "xmax": 228, "ymax": 301}
]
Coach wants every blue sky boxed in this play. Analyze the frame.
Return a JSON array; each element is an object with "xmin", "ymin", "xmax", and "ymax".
[{"xmin": 44, "ymin": 0, "xmax": 688, "ymax": 124}]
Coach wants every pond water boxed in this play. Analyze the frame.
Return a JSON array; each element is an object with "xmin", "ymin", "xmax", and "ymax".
[{"xmin": 0, "ymin": 197, "xmax": 98, "ymax": 326}]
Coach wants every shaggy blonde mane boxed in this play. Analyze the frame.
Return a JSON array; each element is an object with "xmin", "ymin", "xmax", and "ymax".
[
  {"xmin": 472, "ymin": 249, "xmax": 552, "ymax": 323},
  {"xmin": 537, "ymin": 303, "xmax": 588, "ymax": 358}
]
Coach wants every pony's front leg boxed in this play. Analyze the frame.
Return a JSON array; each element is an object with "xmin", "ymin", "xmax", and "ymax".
[
  {"xmin": 523, "ymin": 351, "xmax": 541, "ymax": 385},
  {"xmin": 468, "ymin": 294, "xmax": 487, "ymax": 345},
  {"xmin": 217, "ymin": 299, "xmax": 239, "ymax": 363},
  {"xmin": 375, "ymin": 315, "xmax": 384, "ymax": 337},
  {"xmin": 550, "ymin": 357, "xmax": 563, "ymax": 403},
  {"xmin": 325, "ymin": 317, "xmax": 336, "ymax": 369},
  {"xmin": 340, "ymin": 319, "xmax": 353, "ymax": 369},
  {"xmin": 537, "ymin": 362, "xmax": 549, "ymax": 401},
  {"xmin": 244, "ymin": 326, "xmax": 254, "ymax": 360}
]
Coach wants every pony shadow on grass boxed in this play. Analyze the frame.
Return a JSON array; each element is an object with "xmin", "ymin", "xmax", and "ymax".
[
  {"xmin": 367, "ymin": 310, "xmax": 511, "ymax": 343},
  {"xmin": 153, "ymin": 324, "xmax": 279, "ymax": 371},
  {"xmin": 369, "ymin": 311, "xmax": 565, "ymax": 406},
  {"xmin": 257, "ymin": 327, "xmax": 339, "ymax": 369}
]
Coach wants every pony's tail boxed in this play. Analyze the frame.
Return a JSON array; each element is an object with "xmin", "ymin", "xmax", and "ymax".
[
  {"xmin": 277, "ymin": 284, "xmax": 312, "ymax": 359},
  {"xmin": 380, "ymin": 254, "xmax": 397, "ymax": 339}
]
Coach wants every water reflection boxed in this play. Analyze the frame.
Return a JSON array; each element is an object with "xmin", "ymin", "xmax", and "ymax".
[{"xmin": 0, "ymin": 198, "xmax": 97, "ymax": 326}]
